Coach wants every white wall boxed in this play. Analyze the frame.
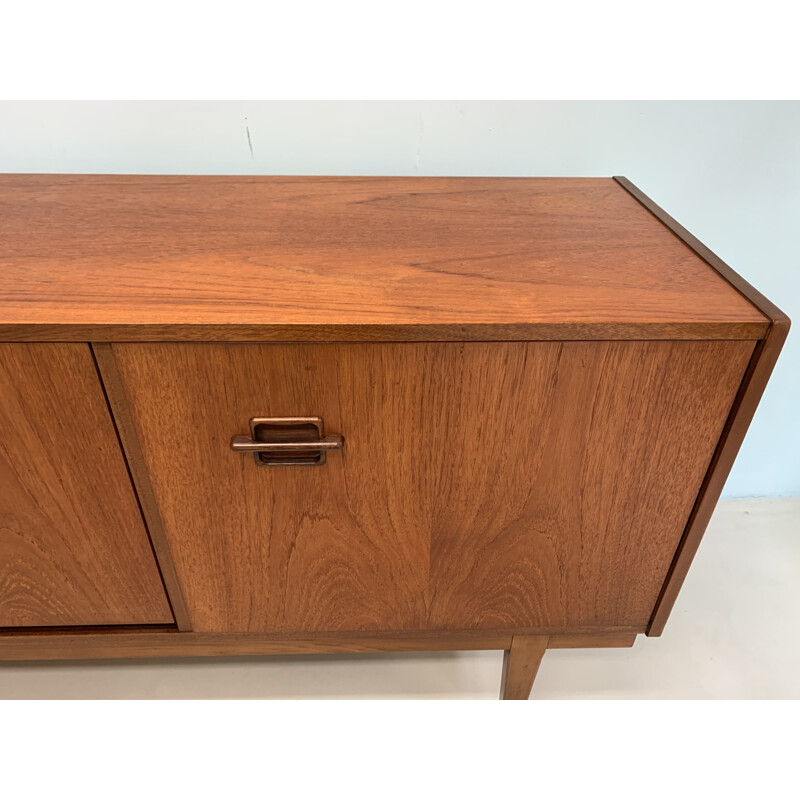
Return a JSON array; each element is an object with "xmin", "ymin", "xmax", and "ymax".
[{"xmin": 0, "ymin": 101, "xmax": 796, "ymax": 497}]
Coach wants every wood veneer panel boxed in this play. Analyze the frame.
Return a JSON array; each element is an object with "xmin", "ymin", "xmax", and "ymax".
[
  {"xmin": 424, "ymin": 339, "xmax": 756, "ymax": 631},
  {"xmin": 91, "ymin": 343, "xmax": 192, "ymax": 630},
  {"xmin": 113, "ymin": 340, "xmax": 753, "ymax": 634},
  {"xmin": 646, "ymin": 325, "xmax": 789, "ymax": 635},
  {"xmin": 0, "ymin": 343, "xmax": 174, "ymax": 626},
  {"xmin": 0, "ymin": 175, "xmax": 766, "ymax": 342},
  {"xmin": 612, "ymin": 178, "xmax": 792, "ymax": 636}
]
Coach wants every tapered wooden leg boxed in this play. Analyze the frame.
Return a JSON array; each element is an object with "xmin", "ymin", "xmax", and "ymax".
[{"xmin": 500, "ymin": 635, "xmax": 549, "ymax": 700}]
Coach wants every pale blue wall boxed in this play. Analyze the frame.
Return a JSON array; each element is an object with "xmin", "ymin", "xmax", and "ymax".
[{"xmin": 0, "ymin": 101, "xmax": 796, "ymax": 497}]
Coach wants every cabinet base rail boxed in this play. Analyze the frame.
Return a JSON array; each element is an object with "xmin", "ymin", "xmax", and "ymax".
[{"xmin": 0, "ymin": 629, "xmax": 638, "ymax": 699}]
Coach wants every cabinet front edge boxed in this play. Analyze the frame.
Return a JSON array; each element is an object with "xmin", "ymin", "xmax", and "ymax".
[{"xmin": 0, "ymin": 321, "xmax": 770, "ymax": 343}]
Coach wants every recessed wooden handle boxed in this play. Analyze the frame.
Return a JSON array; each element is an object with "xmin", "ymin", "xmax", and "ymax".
[{"xmin": 230, "ymin": 417, "xmax": 343, "ymax": 466}]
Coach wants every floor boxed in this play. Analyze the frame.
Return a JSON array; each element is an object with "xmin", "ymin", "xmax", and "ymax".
[{"xmin": 1, "ymin": 497, "xmax": 797, "ymax": 699}]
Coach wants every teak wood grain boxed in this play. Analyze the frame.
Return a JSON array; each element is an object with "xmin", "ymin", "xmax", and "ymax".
[
  {"xmin": 112, "ymin": 340, "xmax": 753, "ymax": 635},
  {"xmin": 613, "ymin": 178, "xmax": 792, "ymax": 636},
  {"xmin": 91, "ymin": 343, "xmax": 193, "ymax": 631},
  {"xmin": 0, "ymin": 174, "xmax": 788, "ymax": 699},
  {"xmin": 0, "ymin": 175, "xmax": 767, "ymax": 342},
  {"xmin": 0, "ymin": 343, "xmax": 173, "ymax": 626},
  {"xmin": 0, "ymin": 629, "xmax": 636, "ymax": 661}
]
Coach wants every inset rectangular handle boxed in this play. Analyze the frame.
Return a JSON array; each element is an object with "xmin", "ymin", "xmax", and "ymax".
[{"xmin": 230, "ymin": 417, "xmax": 343, "ymax": 466}]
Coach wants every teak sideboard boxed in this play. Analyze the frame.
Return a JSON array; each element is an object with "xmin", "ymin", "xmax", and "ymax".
[{"xmin": 0, "ymin": 175, "xmax": 788, "ymax": 699}]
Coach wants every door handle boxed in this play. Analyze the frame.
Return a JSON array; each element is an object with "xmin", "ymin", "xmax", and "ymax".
[{"xmin": 230, "ymin": 417, "xmax": 343, "ymax": 466}]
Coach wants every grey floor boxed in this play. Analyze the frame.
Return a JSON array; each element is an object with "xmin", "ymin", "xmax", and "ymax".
[{"xmin": 1, "ymin": 497, "xmax": 797, "ymax": 699}]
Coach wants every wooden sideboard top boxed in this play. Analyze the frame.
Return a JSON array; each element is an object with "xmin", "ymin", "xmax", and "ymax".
[{"xmin": 0, "ymin": 174, "xmax": 768, "ymax": 342}]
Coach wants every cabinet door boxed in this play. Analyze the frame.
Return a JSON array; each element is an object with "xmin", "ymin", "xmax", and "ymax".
[
  {"xmin": 0, "ymin": 344, "xmax": 173, "ymax": 626},
  {"xmin": 113, "ymin": 341, "xmax": 753, "ymax": 634}
]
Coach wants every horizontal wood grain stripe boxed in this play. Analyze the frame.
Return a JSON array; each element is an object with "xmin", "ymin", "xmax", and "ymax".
[
  {"xmin": 0, "ymin": 629, "xmax": 640, "ymax": 660},
  {"xmin": 0, "ymin": 321, "xmax": 769, "ymax": 343},
  {"xmin": 546, "ymin": 633, "xmax": 637, "ymax": 649}
]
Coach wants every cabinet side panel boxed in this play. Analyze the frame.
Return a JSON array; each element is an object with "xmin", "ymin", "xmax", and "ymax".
[
  {"xmin": 647, "ymin": 323, "xmax": 788, "ymax": 634},
  {"xmin": 612, "ymin": 176, "xmax": 790, "ymax": 636},
  {"xmin": 0, "ymin": 343, "xmax": 174, "ymax": 626}
]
